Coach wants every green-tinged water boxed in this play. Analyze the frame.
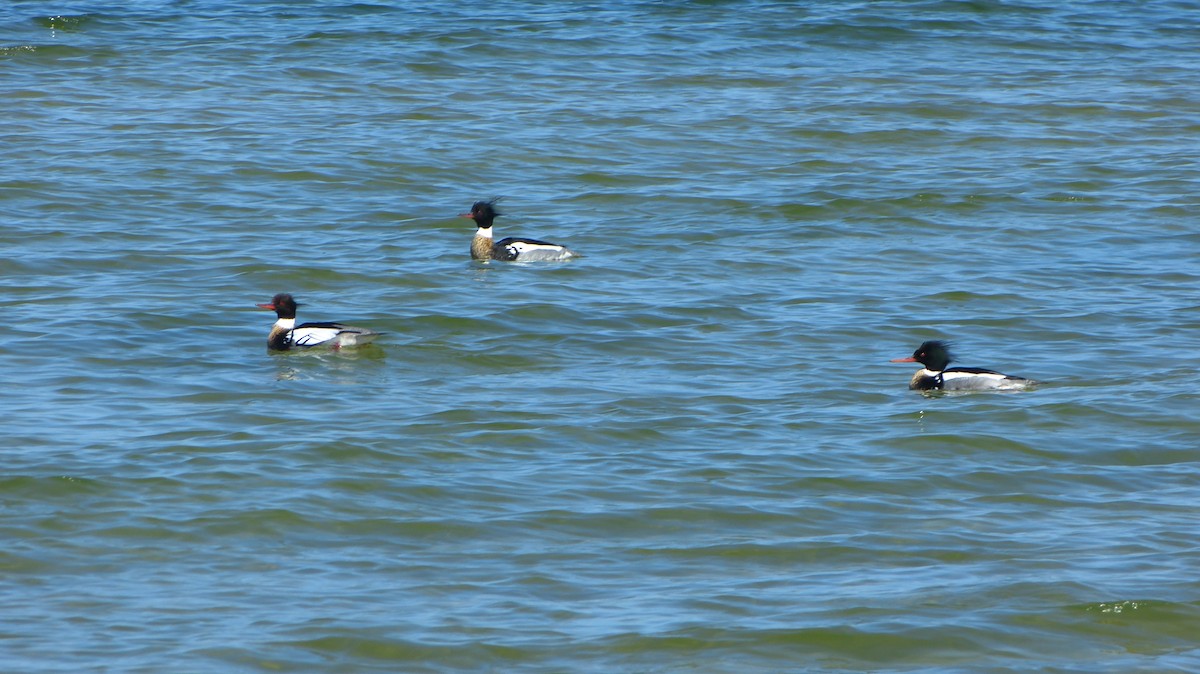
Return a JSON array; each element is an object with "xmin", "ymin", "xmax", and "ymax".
[{"xmin": 2, "ymin": 2, "xmax": 1199, "ymax": 671}]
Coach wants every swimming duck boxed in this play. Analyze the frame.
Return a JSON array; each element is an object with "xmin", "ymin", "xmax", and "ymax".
[
  {"xmin": 461, "ymin": 199, "xmax": 579, "ymax": 262},
  {"xmin": 256, "ymin": 293, "xmax": 380, "ymax": 351},
  {"xmin": 890, "ymin": 340, "xmax": 1036, "ymax": 391}
]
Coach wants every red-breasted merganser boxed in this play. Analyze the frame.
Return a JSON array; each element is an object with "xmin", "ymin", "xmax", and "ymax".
[
  {"xmin": 256, "ymin": 293, "xmax": 380, "ymax": 351},
  {"xmin": 461, "ymin": 199, "xmax": 579, "ymax": 262},
  {"xmin": 890, "ymin": 340, "xmax": 1036, "ymax": 391}
]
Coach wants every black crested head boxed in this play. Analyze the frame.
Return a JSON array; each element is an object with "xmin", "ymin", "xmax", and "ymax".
[
  {"xmin": 912, "ymin": 340, "xmax": 954, "ymax": 370},
  {"xmin": 257, "ymin": 292, "xmax": 299, "ymax": 319},
  {"xmin": 466, "ymin": 197, "xmax": 503, "ymax": 229}
]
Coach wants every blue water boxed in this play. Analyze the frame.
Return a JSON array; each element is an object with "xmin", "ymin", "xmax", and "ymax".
[{"xmin": 2, "ymin": 2, "xmax": 1199, "ymax": 671}]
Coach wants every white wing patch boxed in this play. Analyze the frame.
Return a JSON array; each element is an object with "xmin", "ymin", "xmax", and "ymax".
[
  {"xmin": 504, "ymin": 241, "xmax": 576, "ymax": 261},
  {"xmin": 292, "ymin": 327, "xmax": 344, "ymax": 348},
  {"xmin": 940, "ymin": 370, "xmax": 1031, "ymax": 391}
]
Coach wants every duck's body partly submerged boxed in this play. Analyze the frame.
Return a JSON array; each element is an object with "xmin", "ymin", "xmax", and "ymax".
[
  {"xmin": 891, "ymin": 340, "xmax": 1036, "ymax": 392},
  {"xmin": 257, "ymin": 293, "xmax": 380, "ymax": 351},
  {"xmin": 462, "ymin": 199, "xmax": 579, "ymax": 262}
]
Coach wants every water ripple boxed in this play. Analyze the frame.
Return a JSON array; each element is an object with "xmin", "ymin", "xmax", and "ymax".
[{"xmin": 2, "ymin": 1, "xmax": 1199, "ymax": 672}]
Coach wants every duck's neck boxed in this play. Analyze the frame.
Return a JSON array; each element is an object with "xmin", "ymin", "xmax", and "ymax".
[
  {"xmin": 268, "ymin": 317, "xmax": 295, "ymax": 350},
  {"xmin": 909, "ymin": 368, "xmax": 942, "ymax": 390},
  {"xmin": 471, "ymin": 226, "xmax": 494, "ymax": 260}
]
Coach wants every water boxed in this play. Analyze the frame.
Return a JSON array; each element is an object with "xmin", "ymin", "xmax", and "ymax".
[{"xmin": 3, "ymin": 1, "xmax": 1199, "ymax": 671}]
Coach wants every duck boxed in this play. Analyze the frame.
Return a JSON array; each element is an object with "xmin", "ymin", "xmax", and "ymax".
[
  {"xmin": 256, "ymin": 293, "xmax": 380, "ymax": 351},
  {"xmin": 890, "ymin": 340, "xmax": 1036, "ymax": 391},
  {"xmin": 460, "ymin": 199, "xmax": 579, "ymax": 262}
]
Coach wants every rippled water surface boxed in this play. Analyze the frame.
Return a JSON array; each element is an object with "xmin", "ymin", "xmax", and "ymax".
[{"xmin": 3, "ymin": 1, "xmax": 1199, "ymax": 671}]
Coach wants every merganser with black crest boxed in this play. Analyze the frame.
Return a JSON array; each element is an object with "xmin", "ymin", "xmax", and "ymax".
[
  {"xmin": 461, "ymin": 199, "xmax": 579, "ymax": 262},
  {"xmin": 256, "ymin": 293, "xmax": 380, "ymax": 351},
  {"xmin": 890, "ymin": 340, "xmax": 1036, "ymax": 391}
]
